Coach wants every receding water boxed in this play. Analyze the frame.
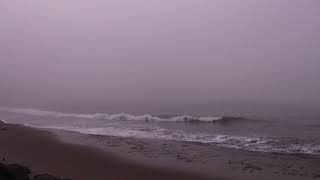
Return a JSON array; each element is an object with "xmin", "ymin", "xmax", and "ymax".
[{"xmin": 1, "ymin": 104, "xmax": 320, "ymax": 155}]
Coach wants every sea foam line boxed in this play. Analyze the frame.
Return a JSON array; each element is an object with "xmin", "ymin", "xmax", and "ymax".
[
  {"xmin": 0, "ymin": 107, "xmax": 226, "ymax": 123},
  {"xmin": 0, "ymin": 119, "xmax": 8, "ymax": 123},
  {"xmin": 37, "ymin": 125, "xmax": 320, "ymax": 155}
]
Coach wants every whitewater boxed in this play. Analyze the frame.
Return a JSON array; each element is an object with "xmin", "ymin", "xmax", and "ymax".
[{"xmin": 1, "ymin": 107, "xmax": 320, "ymax": 155}]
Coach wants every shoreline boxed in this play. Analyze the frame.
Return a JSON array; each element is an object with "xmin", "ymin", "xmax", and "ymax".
[
  {"xmin": 50, "ymin": 128, "xmax": 320, "ymax": 180},
  {"xmin": 0, "ymin": 121, "xmax": 221, "ymax": 180},
  {"xmin": 1, "ymin": 120, "xmax": 320, "ymax": 180}
]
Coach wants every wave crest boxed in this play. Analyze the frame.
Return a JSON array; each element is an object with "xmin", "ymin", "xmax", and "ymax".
[
  {"xmin": 0, "ymin": 107, "xmax": 243, "ymax": 123},
  {"xmin": 37, "ymin": 125, "xmax": 320, "ymax": 155}
]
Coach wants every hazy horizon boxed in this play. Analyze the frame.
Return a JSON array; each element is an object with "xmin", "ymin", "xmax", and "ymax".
[{"xmin": 1, "ymin": 0, "xmax": 320, "ymax": 107}]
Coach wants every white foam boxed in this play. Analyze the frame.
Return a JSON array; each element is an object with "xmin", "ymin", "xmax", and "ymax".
[
  {"xmin": 39, "ymin": 125, "xmax": 172, "ymax": 140},
  {"xmin": 2, "ymin": 107, "xmax": 319, "ymax": 155},
  {"xmin": 33, "ymin": 125, "xmax": 276, "ymax": 152},
  {"xmin": 50, "ymin": 126, "xmax": 320, "ymax": 154},
  {"xmin": 0, "ymin": 119, "xmax": 8, "ymax": 123},
  {"xmin": 0, "ymin": 107, "xmax": 223, "ymax": 123}
]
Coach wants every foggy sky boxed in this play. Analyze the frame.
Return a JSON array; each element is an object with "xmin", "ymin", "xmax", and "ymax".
[{"xmin": 1, "ymin": 0, "xmax": 320, "ymax": 106}]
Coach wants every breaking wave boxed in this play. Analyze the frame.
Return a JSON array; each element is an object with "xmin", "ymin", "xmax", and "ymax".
[
  {"xmin": 0, "ymin": 119, "xmax": 8, "ymax": 123},
  {"xmin": 2, "ymin": 107, "xmax": 319, "ymax": 155},
  {"xmin": 35, "ymin": 125, "xmax": 320, "ymax": 155},
  {"xmin": 0, "ymin": 107, "xmax": 243, "ymax": 123}
]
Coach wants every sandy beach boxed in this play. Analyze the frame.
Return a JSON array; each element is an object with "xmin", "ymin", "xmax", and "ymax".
[
  {"xmin": 52, "ymin": 127, "xmax": 320, "ymax": 180},
  {"xmin": 1, "ymin": 1, "xmax": 320, "ymax": 179},
  {"xmin": 1, "ymin": 120, "xmax": 320, "ymax": 180},
  {"xmin": 0, "ymin": 121, "xmax": 221, "ymax": 180}
]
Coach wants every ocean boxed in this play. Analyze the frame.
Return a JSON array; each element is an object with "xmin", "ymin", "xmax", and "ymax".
[{"xmin": 1, "ymin": 104, "xmax": 320, "ymax": 155}]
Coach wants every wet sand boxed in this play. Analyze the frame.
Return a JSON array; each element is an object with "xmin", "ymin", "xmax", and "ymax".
[
  {"xmin": 51, "ymin": 128, "xmax": 320, "ymax": 180},
  {"xmin": 1, "ymin": 121, "xmax": 320, "ymax": 180},
  {"xmin": 0, "ymin": 121, "xmax": 221, "ymax": 180}
]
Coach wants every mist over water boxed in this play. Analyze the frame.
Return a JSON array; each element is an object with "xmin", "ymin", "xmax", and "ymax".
[
  {"xmin": 0, "ymin": 1, "xmax": 320, "ymax": 156},
  {"xmin": 1, "ymin": 0, "xmax": 320, "ymax": 107},
  {"xmin": 1, "ymin": 105, "xmax": 320, "ymax": 155}
]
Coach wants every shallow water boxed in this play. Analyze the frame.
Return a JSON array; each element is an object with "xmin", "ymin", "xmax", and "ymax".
[{"xmin": 1, "ymin": 104, "xmax": 320, "ymax": 155}]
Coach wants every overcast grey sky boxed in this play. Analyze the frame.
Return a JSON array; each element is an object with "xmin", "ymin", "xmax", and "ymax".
[{"xmin": 0, "ymin": 0, "xmax": 320, "ymax": 106}]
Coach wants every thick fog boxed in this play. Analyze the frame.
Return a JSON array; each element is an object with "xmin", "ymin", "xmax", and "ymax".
[{"xmin": 1, "ymin": 0, "xmax": 320, "ymax": 107}]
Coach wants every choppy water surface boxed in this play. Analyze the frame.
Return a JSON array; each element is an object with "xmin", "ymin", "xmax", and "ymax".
[{"xmin": 1, "ymin": 105, "xmax": 320, "ymax": 155}]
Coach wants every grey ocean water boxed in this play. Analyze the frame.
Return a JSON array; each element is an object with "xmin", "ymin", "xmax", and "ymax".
[{"xmin": 1, "ymin": 104, "xmax": 320, "ymax": 155}]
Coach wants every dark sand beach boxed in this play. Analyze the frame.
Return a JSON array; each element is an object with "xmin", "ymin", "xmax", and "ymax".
[
  {"xmin": 1, "ymin": 1, "xmax": 320, "ymax": 179},
  {"xmin": 0, "ymin": 121, "xmax": 222, "ymax": 180},
  {"xmin": 1, "ymin": 120, "xmax": 320, "ymax": 180},
  {"xmin": 53, "ymin": 128, "xmax": 320, "ymax": 180}
]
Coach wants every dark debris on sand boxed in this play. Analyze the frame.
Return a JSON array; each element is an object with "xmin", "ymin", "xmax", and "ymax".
[{"xmin": 0, "ymin": 163, "xmax": 71, "ymax": 180}]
